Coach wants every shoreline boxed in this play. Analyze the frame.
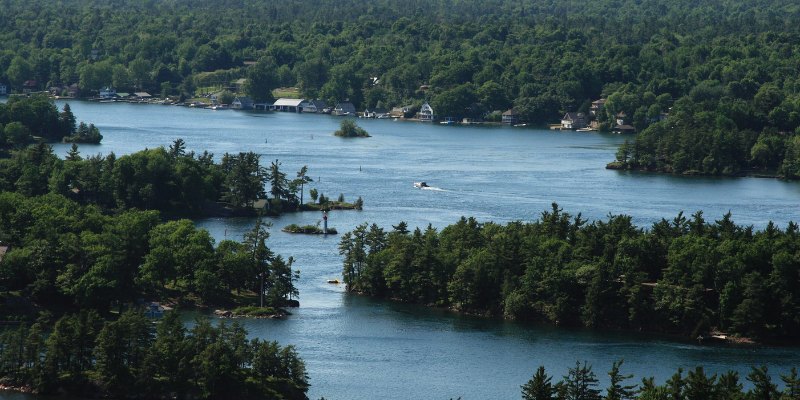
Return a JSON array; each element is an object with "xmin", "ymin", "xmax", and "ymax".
[
  {"xmin": 606, "ymin": 162, "xmax": 788, "ymax": 181},
  {"xmin": 345, "ymin": 291, "xmax": 781, "ymax": 347}
]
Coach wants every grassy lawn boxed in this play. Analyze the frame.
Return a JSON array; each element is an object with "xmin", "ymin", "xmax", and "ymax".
[{"xmin": 272, "ymin": 87, "xmax": 301, "ymax": 98}]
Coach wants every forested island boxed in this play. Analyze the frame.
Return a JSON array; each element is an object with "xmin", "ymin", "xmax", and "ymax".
[
  {"xmin": 0, "ymin": 129, "xmax": 359, "ymax": 217},
  {"xmin": 339, "ymin": 205, "xmax": 800, "ymax": 343},
  {"xmin": 0, "ymin": 95, "xmax": 100, "ymax": 149}
]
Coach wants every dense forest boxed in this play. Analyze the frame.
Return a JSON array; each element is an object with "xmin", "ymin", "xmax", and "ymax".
[
  {"xmin": 2, "ymin": 0, "xmax": 800, "ymax": 176},
  {"xmin": 0, "ymin": 312, "xmax": 309, "ymax": 399},
  {"xmin": 0, "ymin": 193, "xmax": 298, "ymax": 313},
  {"xmin": 520, "ymin": 361, "xmax": 799, "ymax": 400},
  {"xmin": 339, "ymin": 204, "xmax": 800, "ymax": 342}
]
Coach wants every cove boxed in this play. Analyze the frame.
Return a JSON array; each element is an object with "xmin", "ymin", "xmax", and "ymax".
[{"xmin": 14, "ymin": 101, "xmax": 797, "ymax": 399}]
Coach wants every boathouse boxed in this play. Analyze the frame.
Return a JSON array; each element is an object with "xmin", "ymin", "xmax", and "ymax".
[
  {"xmin": 501, "ymin": 108, "xmax": 519, "ymax": 125},
  {"xmin": 561, "ymin": 112, "xmax": 587, "ymax": 129},
  {"xmin": 232, "ymin": 96, "xmax": 254, "ymax": 110},
  {"xmin": 301, "ymin": 99, "xmax": 327, "ymax": 113},
  {"xmin": 272, "ymin": 98, "xmax": 305, "ymax": 112},
  {"xmin": 333, "ymin": 102, "xmax": 356, "ymax": 116}
]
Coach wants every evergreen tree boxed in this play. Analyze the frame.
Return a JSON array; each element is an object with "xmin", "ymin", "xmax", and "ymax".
[
  {"xmin": 562, "ymin": 361, "xmax": 601, "ymax": 400},
  {"xmin": 244, "ymin": 218, "xmax": 275, "ymax": 307},
  {"xmin": 685, "ymin": 366, "xmax": 716, "ymax": 400},
  {"xmin": 747, "ymin": 366, "xmax": 779, "ymax": 400},
  {"xmin": 606, "ymin": 360, "xmax": 637, "ymax": 400},
  {"xmin": 782, "ymin": 368, "xmax": 800, "ymax": 400},
  {"xmin": 716, "ymin": 371, "xmax": 744, "ymax": 400},
  {"xmin": 522, "ymin": 366, "xmax": 556, "ymax": 400}
]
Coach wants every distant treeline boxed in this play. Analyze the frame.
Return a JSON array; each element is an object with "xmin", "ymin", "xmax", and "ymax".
[
  {"xmin": 520, "ymin": 360, "xmax": 799, "ymax": 400},
  {"xmin": 339, "ymin": 204, "xmax": 800, "ymax": 342},
  {"xmin": 3, "ymin": 1, "xmax": 800, "ymax": 178},
  {"xmin": 0, "ymin": 311, "xmax": 309, "ymax": 399}
]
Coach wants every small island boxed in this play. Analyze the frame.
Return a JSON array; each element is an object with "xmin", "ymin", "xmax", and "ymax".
[
  {"xmin": 334, "ymin": 119, "xmax": 370, "ymax": 137},
  {"xmin": 282, "ymin": 223, "xmax": 338, "ymax": 235}
]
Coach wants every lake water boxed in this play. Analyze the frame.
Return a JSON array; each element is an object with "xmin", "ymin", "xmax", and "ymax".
[{"xmin": 7, "ymin": 101, "xmax": 800, "ymax": 399}]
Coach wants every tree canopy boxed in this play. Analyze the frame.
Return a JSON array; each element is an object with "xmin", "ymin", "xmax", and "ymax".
[{"xmin": 340, "ymin": 204, "xmax": 800, "ymax": 342}]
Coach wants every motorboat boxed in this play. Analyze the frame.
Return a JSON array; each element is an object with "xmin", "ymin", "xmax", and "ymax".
[{"xmin": 413, "ymin": 181, "xmax": 429, "ymax": 189}]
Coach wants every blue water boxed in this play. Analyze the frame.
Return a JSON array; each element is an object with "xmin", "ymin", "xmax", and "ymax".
[{"xmin": 5, "ymin": 101, "xmax": 798, "ymax": 399}]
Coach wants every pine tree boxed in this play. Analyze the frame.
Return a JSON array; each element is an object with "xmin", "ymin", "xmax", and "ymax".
[
  {"xmin": 66, "ymin": 143, "xmax": 81, "ymax": 161},
  {"xmin": 606, "ymin": 360, "xmax": 637, "ymax": 400},
  {"xmin": 716, "ymin": 371, "xmax": 743, "ymax": 400},
  {"xmin": 563, "ymin": 361, "xmax": 601, "ymax": 400},
  {"xmin": 781, "ymin": 368, "xmax": 800, "ymax": 400},
  {"xmin": 522, "ymin": 366, "xmax": 556, "ymax": 400},
  {"xmin": 685, "ymin": 366, "xmax": 716, "ymax": 400},
  {"xmin": 747, "ymin": 366, "xmax": 778, "ymax": 400},
  {"xmin": 666, "ymin": 368, "xmax": 685, "ymax": 400}
]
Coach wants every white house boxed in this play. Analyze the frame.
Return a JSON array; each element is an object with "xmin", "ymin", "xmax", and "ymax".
[
  {"xmin": 99, "ymin": 87, "xmax": 116, "ymax": 98},
  {"xmin": 418, "ymin": 102, "xmax": 434, "ymax": 122}
]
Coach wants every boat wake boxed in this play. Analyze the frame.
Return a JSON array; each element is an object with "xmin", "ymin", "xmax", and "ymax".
[{"xmin": 421, "ymin": 186, "xmax": 445, "ymax": 191}]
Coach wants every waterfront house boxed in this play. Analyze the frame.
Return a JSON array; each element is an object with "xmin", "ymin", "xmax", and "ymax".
[
  {"xmin": 134, "ymin": 92, "xmax": 152, "ymax": 101},
  {"xmin": 390, "ymin": 105, "xmax": 413, "ymax": 118},
  {"xmin": 616, "ymin": 111, "xmax": 628, "ymax": 126},
  {"xmin": 333, "ymin": 102, "xmax": 356, "ymax": 116},
  {"xmin": 232, "ymin": 96, "xmax": 254, "ymax": 110},
  {"xmin": 0, "ymin": 83, "xmax": 8, "ymax": 96},
  {"xmin": 67, "ymin": 84, "xmax": 79, "ymax": 98},
  {"xmin": 590, "ymin": 98, "xmax": 606, "ymax": 117},
  {"xmin": 613, "ymin": 124, "xmax": 636, "ymax": 133},
  {"xmin": 301, "ymin": 99, "xmax": 327, "ymax": 113},
  {"xmin": 99, "ymin": 86, "xmax": 116, "ymax": 98},
  {"xmin": 23, "ymin": 80, "xmax": 38, "ymax": 94},
  {"xmin": 418, "ymin": 102, "xmax": 434, "ymax": 121},
  {"xmin": 272, "ymin": 98, "xmax": 305, "ymax": 112},
  {"xmin": 364, "ymin": 107, "xmax": 389, "ymax": 118},
  {"xmin": 561, "ymin": 112, "xmax": 587, "ymax": 129},
  {"xmin": 501, "ymin": 108, "xmax": 519, "ymax": 125}
]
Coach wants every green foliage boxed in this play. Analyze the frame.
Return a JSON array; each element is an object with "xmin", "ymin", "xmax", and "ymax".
[
  {"xmin": 522, "ymin": 366, "xmax": 556, "ymax": 400},
  {"xmin": 63, "ymin": 122, "xmax": 102, "ymax": 144},
  {"xmin": 340, "ymin": 204, "xmax": 800, "ymax": 341},
  {"xmin": 334, "ymin": 119, "xmax": 370, "ymax": 137},
  {"xmin": 563, "ymin": 361, "xmax": 601, "ymax": 400},
  {"xmin": 0, "ymin": 312, "xmax": 309, "ymax": 399},
  {"xmin": 0, "ymin": 193, "xmax": 296, "ymax": 311},
  {"xmin": 524, "ymin": 363, "xmax": 793, "ymax": 400},
  {"xmin": 221, "ymin": 151, "xmax": 266, "ymax": 209},
  {"xmin": 0, "ymin": 96, "xmax": 81, "ymax": 147}
]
